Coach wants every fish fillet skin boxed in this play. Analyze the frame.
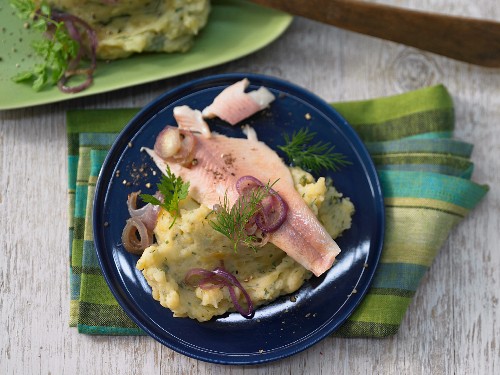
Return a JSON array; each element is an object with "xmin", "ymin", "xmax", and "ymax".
[
  {"xmin": 202, "ymin": 79, "xmax": 275, "ymax": 125},
  {"xmin": 173, "ymin": 106, "xmax": 211, "ymax": 139},
  {"xmin": 143, "ymin": 132, "xmax": 340, "ymax": 276}
]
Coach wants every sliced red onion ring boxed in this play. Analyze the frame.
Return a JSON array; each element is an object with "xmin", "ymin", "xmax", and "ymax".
[
  {"xmin": 154, "ymin": 126, "xmax": 197, "ymax": 167},
  {"xmin": 184, "ymin": 268, "xmax": 215, "ymax": 286},
  {"xmin": 154, "ymin": 126, "xmax": 182, "ymax": 159},
  {"xmin": 170, "ymin": 129, "xmax": 197, "ymax": 166},
  {"xmin": 185, "ymin": 264, "xmax": 254, "ymax": 319},
  {"xmin": 126, "ymin": 191, "xmax": 161, "ymax": 231},
  {"xmin": 249, "ymin": 227, "xmax": 270, "ymax": 247},
  {"xmin": 243, "ymin": 215, "xmax": 269, "ymax": 247},
  {"xmin": 50, "ymin": 10, "xmax": 98, "ymax": 93},
  {"xmin": 244, "ymin": 215, "xmax": 257, "ymax": 235},
  {"xmin": 236, "ymin": 175, "xmax": 263, "ymax": 195},
  {"xmin": 235, "ymin": 175, "xmax": 288, "ymax": 233},
  {"xmin": 58, "ymin": 73, "xmax": 94, "ymax": 94},
  {"xmin": 122, "ymin": 217, "xmax": 153, "ymax": 255},
  {"xmin": 255, "ymin": 191, "xmax": 288, "ymax": 233}
]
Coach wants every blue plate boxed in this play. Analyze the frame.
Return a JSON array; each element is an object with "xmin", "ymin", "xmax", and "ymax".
[{"xmin": 93, "ymin": 73, "xmax": 384, "ymax": 365}]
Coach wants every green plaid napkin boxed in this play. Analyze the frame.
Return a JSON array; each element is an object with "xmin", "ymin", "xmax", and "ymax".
[{"xmin": 67, "ymin": 84, "xmax": 488, "ymax": 337}]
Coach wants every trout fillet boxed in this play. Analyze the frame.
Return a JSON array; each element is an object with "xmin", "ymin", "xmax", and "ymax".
[{"xmin": 144, "ymin": 128, "xmax": 340, "ymax": 277}]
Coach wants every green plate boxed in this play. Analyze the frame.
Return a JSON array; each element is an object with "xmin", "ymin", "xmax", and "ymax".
[{"xmin": 0, "ymin": 0, "xmax": 291, "ymax": 110}]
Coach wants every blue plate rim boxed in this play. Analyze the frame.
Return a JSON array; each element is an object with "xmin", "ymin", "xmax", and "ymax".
[{"xmin": 93, "ymin": 73, "xmax": 385, "ymax": 365}]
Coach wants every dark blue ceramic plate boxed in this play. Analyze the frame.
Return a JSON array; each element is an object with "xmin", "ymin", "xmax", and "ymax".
[{"xmin": 93, "ymin": 73, "xmax": 384, "ymax": 365}]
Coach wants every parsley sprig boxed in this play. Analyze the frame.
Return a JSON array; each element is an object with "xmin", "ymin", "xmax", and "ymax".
[
  {"xmin": 278, "ymin": 128, "xmax": 351, "ymax": 173},
  {"xmin": 140, "ymin": 166, "xmax": 190, "ymax": 228},
  {"xmin": 10, "ymin": 0, "xmax": 79, "ymax": 91},
  {"xmin": 210, "ymin": 181, "xmax": 276, "ymax": 252}
]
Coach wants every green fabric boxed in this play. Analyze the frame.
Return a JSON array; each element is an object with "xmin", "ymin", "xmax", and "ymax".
[{"xmin": 67, "ymin": 84, "xmax": 488, "ymax": 337}]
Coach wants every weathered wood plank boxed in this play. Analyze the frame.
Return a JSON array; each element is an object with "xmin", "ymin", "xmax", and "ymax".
[{"xmin": 1, "ymin": 1, "xmax": 499, "ymax": 374}]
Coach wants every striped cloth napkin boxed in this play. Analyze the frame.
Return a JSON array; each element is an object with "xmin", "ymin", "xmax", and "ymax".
[{"xmin": 67, "ymin": 84, "xmax": 488, "ymax": 337}]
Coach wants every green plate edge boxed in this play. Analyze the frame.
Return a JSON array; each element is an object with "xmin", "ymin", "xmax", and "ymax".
[{"xmin": 0, "ymin": 0, "xmax": 292, "ymax": 110}]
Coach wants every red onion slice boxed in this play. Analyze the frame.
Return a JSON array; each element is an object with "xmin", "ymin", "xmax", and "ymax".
[
  {"xmin": 236, "ymin": 175, "xmax": 263, "ymax": 195},
  {"xmin": 154, "ymin": 126, "xmax": 182, "ymax": 159},
  {"xmin": 249, "ymin": 227, "xmax": 270, "ymax": 247},
  {"xmin": 126, "ymin": 191, "xmax": 161, "ymax": 231},
  {"xmin": 51, "ymin": 11, "xmax": 98, "ymax": 93},
  {"xmin": 122, "ymin": 217, "xmax": 153, "ymax": 255},
  {"xmin": 185, "ymin": 264, "xmax": 254, "ymax": 319},
  {"xmin": 212, "ymin": 267, "xmax": 254, "ymax": 318},
  {"xmin": 244, "ymin": 215, "xmax": 257, "ymax": 235},
  {"xmin": 171, "ymin": 129, "xmax": 197, "ymax": 167},
  {"xmin": 242, "ymin": 216, "xmax": 269, "ymax": 247},
  {"xmin": 235, "ymin": 175, "xmax": 288, "ymax": 233},
  {"xmin": 255, "ymin": 191, "xmax": 288, "ymax": 233},
  {"xmin": 154, "ymin": 126, "xmax": 197, "ymax": 167},
  {"xmin": 185, "ymin": 268, "xmax": 216, "ymax": 284}
]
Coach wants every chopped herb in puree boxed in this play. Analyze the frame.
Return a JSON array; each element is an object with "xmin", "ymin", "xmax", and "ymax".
[
  {"xmin": 39, "ymin": 0, "xmax": 210, "ymax": 59},
  {"xmin": 136, "ymin": 167, "xmax": 355, "ymax": 321}
]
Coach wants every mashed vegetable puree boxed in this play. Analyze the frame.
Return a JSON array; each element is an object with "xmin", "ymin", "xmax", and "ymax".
[
  {"xmin": 40, "ymin": 0, "xmax": 211, "ymax": 59},
  {"xmin": 136, "ymin": 167, "xmax": 354, "ymax": 321}
]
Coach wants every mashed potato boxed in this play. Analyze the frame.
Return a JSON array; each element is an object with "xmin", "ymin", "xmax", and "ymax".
[
  {"xmin": 42, "ymin": 0, "xmax": 210, "ymax": 59},
  {"xmin": 136, "ymin": 167, "xmax": 355, "ymax": 321}
]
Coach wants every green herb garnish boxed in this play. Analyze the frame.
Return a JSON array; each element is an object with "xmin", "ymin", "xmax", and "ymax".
[
  {"xmin": 278, "ymin": 128, "xmax": 351, "ymax": 173},
  {"xmin": 140, "ymin": 166, "xmax": 190, "ymax": 228},
  {"xmin": 210, "ymin": 180, "xmax": 276, "ymax": 252},
  {"xmin": 9, "ymin": 0, "xmax": 79, "ymax": 91}
]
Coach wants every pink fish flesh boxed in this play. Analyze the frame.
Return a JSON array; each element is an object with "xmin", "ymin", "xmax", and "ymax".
[
  {"xmin": 143, "ymin": 129, "xmax": 341, "ymax": 277},
  {"xmin": 202, "ymin": 78, "xmax": 275, "ymax": 125},
  {"xmin": 174, "ymin": 105, "xmax": 211, "ymax": 139}
]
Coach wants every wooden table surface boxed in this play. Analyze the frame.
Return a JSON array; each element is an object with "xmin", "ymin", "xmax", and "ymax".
[{"xmin": 1, "ymin": 1, "xmax": 499, "ymax": 374}]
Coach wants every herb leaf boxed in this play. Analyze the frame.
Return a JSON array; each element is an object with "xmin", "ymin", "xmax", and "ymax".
[
  {"xmin": 9, "ymin": 0, "xmax": 79, "ymax": 91},
  {"xmin": 278, "ymin": 128, "xmax": 351, "ymax": 173},
  {"xmin": 210, "ymin": 180, "xmax": 276, "ymax": 252},
  {"xmin": 10, "ymin": 0, "xmax": 34, "ymax": 18},
  {"xmin": 140, "ymin": 166, "xmax": 190, "ymax": 228}
]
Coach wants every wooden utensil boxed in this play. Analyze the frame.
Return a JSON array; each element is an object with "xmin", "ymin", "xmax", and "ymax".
[{"xmin": 250, "ymin": 0, "xmax": 500, "ymax": 67}]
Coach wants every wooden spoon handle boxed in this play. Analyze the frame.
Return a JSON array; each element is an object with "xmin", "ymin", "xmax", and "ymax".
[{"xmin": 251, "ymin": 0, "xmax": 500, "ymax": 67}]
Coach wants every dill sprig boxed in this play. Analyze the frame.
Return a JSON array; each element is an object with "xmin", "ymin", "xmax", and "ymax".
[
  {"xmin": 278, "ymin": 128, "xmax": 351, "ymax": 173},
  {"xmin": 210, "ymin": 180, "xmax": 276, "ymax": 252},
  {"xmin": 140, "ymin": 166, "xmax": 190, "ymax": 228},
  {"xmin": 10, "ymin": 0, "xmax": 79, "ymax": 91}
]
